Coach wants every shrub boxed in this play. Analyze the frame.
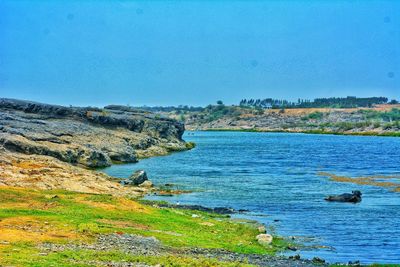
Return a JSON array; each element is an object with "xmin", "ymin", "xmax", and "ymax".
[{"xmin": 304, "ymin": 111, "xmax": 324, "ymax": 120}]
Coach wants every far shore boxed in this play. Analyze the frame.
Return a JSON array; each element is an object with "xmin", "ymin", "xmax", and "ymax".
[{"xmin": 187, "ymin": 128, "xmax": 400, "ymax": 137}]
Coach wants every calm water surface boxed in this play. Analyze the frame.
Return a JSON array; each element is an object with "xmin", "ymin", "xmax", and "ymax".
[{"xmin": 104, "ymin": 131, "xmax": 400, "ymax": 264}]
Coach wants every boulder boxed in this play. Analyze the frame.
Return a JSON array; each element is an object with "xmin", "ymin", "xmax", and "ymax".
[
  {"xmin": 130, "ymin": 170, "xmax": 148, "ymax": 185},
  {"xmin": 256, "ymin": 234, "xmax": 273, "ymax": 245},
  {"xmin": 325, "ymin": 190, "xmax": 362, "ymax": 203},
  {"xmin": 120, "ymin": 170, "xmax": 149, "ymax": 186}
]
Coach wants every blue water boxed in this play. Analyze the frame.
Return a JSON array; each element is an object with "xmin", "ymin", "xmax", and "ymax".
[{"xmin": 104, "ymin": 131, "xmax": 400, "ymax": 264}]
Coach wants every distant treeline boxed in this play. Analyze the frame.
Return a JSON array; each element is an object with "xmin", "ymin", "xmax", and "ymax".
[
  {"xmin": 239, "ymin": 96, "xmax": 397, "ymax": 109},
  {"xmin": 136, "ymin": 105, "xmax": 204, "ymax": 112}
]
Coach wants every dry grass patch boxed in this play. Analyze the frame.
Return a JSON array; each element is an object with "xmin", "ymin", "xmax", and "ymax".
[
  {"xmin": 11, "ymin": 160, "xmax": 47, "ymax": 169},
  {"xmin": 0, "ymin": 216, "xmax": 79, "ymax": 243},
  {"xmin": 77, "ymin": 194, "xmax": 150, "ymax": 213}
]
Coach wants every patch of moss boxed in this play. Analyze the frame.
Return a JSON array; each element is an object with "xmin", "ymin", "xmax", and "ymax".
[{"xmin": 185, "ymin": 141, "xmax": 196, "ymax": 149}]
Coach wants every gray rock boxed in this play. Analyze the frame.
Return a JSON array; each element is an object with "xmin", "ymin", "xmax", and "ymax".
[
  {"xmin": 129, "ymin": 170, "xmax": 148, "ymax": 185},
  {"xmin": 325, "ymin": 190, "xmax": 362, "ymax": 203},
  {"xmin": 0, "ymin": 98, "xmax": 188, "ymax": 169},
  {"xmin": 121, "ymin": 170, "xmax": 149, "ymax": 186},
  {"xmin": 256, "ymin": 234, "xmax": 273, "ymax": 245}
]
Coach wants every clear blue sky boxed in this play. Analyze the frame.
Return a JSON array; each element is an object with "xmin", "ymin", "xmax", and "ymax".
[{"xmin": 0, "ymin": 0, "xmax": 399, "ymax": 107}]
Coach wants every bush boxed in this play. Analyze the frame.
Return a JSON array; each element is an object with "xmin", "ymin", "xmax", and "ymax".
[
  {"xmin": 359, "ymin": 108, "xmax": 400, "ymax": 121},
  {"xmin": 304, "ymin": 111, "xmax": 324, "ymax": 120}
]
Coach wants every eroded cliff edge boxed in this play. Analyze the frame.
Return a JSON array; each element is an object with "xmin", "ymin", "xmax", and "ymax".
[{"xmin": 0, "ymin": 98, "xmax": 187, "ymax": 196}]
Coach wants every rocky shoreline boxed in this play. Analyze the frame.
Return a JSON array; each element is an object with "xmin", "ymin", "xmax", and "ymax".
[
  {"xmin": 0, "ymin": 98, "xmax": 376, "ymax": 266},
  {"xmin": 0, "ymin": 98, "xmax": 188, "ymax": 196},
  {"xmin": 40, "ymin": 233, "xmax": 327, "ymax": 267}
]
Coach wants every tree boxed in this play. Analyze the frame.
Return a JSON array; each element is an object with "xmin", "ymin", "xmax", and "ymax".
[{"xmin": 217, "ymin": 100, "xmax": 224, "ymax": 105}]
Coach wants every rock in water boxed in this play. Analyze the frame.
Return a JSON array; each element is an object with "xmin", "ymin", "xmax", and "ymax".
[
  {"xmin": 120, "ymin": 170, "xmax": 149, "ymax": 186},
  {"xmin": 325, "ymin": 190, "xmax": 362, "ymax": 203},
  {"xmin": 256, "ymin": 234, "xmax": 273, "ymax": 245}
]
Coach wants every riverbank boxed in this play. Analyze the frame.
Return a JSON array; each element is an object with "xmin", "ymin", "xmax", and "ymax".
[
  {"xmin": 105, "ymin": 131, "xmax": 400, "ymax": 265},
  {"xmin": 1, "ymin": 99, "xmax": 399, "ymax": 265},
  {"xmin": 0, "ymin": 186, "xmax": 327, "ymax": 267},
  {"xmin": 166, "ymin": 104, "xmax": 400, "ymax": 137},
  {"xmin": 0, "ymin": 98, "xmax": 188, "ymax": 196},
  {"xmin": 201, "ymin": 128, "xmax": 400, "ymax": 137}
]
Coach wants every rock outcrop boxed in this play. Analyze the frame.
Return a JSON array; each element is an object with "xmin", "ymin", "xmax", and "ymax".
[
  {"xmin": 120, "ymin": 170, "xmax": 148, "ymax": 186},
  {"xmin": 0, "ymin": 98, "xmax": 188, "ymax": 195}
]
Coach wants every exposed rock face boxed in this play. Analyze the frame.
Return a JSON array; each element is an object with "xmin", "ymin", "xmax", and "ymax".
[
  {"xmin": 0, "ymin": 98, "xmax": 187, "ymax": 194},
  {"xmin": 0, "ymin": 150, "xmax": 145, "ymax": 196}
]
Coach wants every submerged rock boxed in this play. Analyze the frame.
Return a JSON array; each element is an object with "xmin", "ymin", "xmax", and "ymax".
[
  {"xmin": 148, "ymin": 202, "xmax": 235, "ymax": 215},
  {"xmin": 325, "ymin": 190, "xmax": 362, "ymax": 203}
]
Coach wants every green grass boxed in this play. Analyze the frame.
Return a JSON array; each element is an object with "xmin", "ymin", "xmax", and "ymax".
[
  {"xmin": 330, "ymin": 265, "xmax": 400, "ymax": 267},
  {"xmin": 359, "ymin": 108, "xmax": 400, "ymax": 121},
  {"xmin": 1, "ymin": 243, "xmax": 255, "ymax": 267},
  {"xmin": 0, "ymin": 186, "xmax": 289, "ymax": 266}
]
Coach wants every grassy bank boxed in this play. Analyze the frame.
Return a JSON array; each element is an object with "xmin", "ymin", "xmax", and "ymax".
[
  {"xmin": 0, "ymin": 186, "xmax": 289, "ymax": 266},
  {"xmin": 200, "ymin": 128, "xmax": 400, "ymax": 137}
]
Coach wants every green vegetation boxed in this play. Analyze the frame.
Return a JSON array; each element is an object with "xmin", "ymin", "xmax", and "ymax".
[
  {"xmin": 302, "ymin": 111, "xmax": 324, "ymax": 120},
  {"xmin": 185, "ymin": 141, "xmax": 196, "ymax": 149},
  {"xmin": 203, "ymin": 128, "xmax": 400, "ymax": 137},
  {"xmin": 201, "ymin": 105, "xmax": 240, "ymax": 122},
  {"xmin": 1, "ymin": 244, "xmax": 255, "ymax": 267},
  {"xmin": 359, "ymin": 108, "xmax": 400, "ymax": 121},
  {"xmin": 330, "ymin": 265, "xmax": 400, "ymax": 267},
  {"xmin": 301, "ymin": 130, "xmax": 400, "ymax": 137},
  {"xmin": 0, "ymin": 186, "xmax": 290, "ymax": 266},
  {"xmin": 240, "ymin": 96, "xmax": 392, "ymax": 109}
]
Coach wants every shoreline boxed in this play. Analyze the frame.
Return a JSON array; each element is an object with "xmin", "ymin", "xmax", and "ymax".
[
  {"xmin": 0, "ymin": 185, "xmax": 324, "ymax": 267},
  {"xmin": 126, "ymin": 132, "xmax": 400, "ymax": 266},
  {"xmin": 0, "ymin": 134, "xmax": 394, "ymax": 266},
  {"xmin": 188, "ymin": 128, "xmax": 400, "ymax": 137}
]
